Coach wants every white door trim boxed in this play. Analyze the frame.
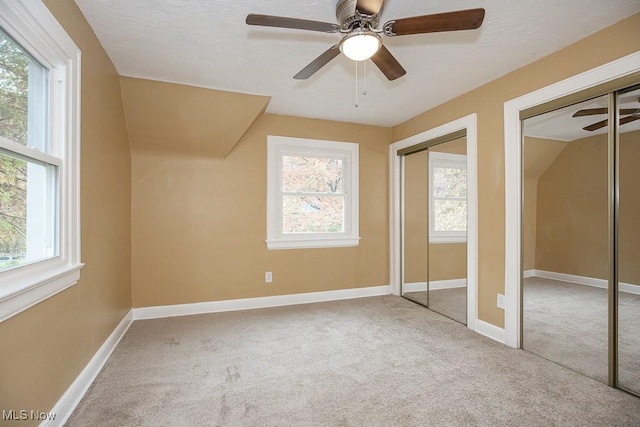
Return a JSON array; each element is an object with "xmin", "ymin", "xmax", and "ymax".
[
  {"xmin": 390, "ymin": 114, "xmax": 478, "ymax": 332},
  {"xmin": 503, "ymin": 51, "xmax": 640, "ymax": 348}
]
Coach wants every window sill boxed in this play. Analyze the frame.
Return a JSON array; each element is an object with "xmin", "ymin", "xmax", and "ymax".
[
  {"xmin": 429, "ymin": 236, "xmax": 467, "ymax": 244},
  {"xmin": 267, "ymin": 237, "xmax": 360, "ymax": 250},
  {"xmin": 0, "ymin": 261, "xmax": 84, "ymax": 322}
]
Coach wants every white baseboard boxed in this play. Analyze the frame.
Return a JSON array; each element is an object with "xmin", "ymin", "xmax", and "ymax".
[
  {"xmin": 402, "ymin": 279, "xmax": 466, "ymax": 293},
  {"xmin": 523, "ymin": 269, "xmax": 535, "ymax": 279},
  {"xmin": 527, "ymin": 270, "xmax": 640, "ymax": 295},
  {"xmin": 133, "ymin": 285, "xmax": 391, "ymax": 320},
  {"xmin": 476, "ymin": 319, "xmax": 506, "ymax": 344},
  {"xmin": 44, "ymin": 310, "xmax": 133, "ymax": 427}
]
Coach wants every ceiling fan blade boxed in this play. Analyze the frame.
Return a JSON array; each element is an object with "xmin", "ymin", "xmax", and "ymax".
[
  {"xmin": 619, "ymin": 115, "xmax": 640, "ymax": 126},
  {"xmin": 356, "ymin": 0, "xmax": 385, "ymax": 15},
  {"xmin": 384, "ymin": 8, "xmax": 485, "ymax": 37},
  {"xmin": 294, "ymin": 45, "xmax": 341, "ymax": 80},
  {"xmin": 583, "ymin": 115, "xmax": 640, "ymax": 131},
  {"xmin": 572, "ymin": 108, "xmax": 608, "ymax": 117},
  {"xmin": 371, "ymin": 45, "xmax": 406, "ymax": 81},
  {"xmin": 573, "ymin": 108, "xmax": 639, "ymax": 117},
  {"xmin": 246, "ymin": 14, "xmax": 340, "ymax": 33},
  {"xmin": 583, "ymin": 119, "xmax": 608, "ymax": 131}
]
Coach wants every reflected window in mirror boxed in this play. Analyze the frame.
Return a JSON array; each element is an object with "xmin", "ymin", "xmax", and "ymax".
[{"xmin": 428, "ymin": 152, "xmax": 467, "ymax": 243}]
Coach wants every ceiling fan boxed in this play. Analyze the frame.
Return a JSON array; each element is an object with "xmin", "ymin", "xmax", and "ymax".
[
  {"xmin": 572, "ymin": 99, "xmax": 640, "ymax": 131},
  {"xmin": 246, "ymin": 0, "xmax": 485, "ymax": 81}
]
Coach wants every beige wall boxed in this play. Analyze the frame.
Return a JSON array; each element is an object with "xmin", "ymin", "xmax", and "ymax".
[
  {"xmin": 403, "ymin": 138, "xmax": 467, "ymax": 284},
  {"xmin": 131, "ymin": 114, "xmax": 390, "ymax": 307},
  {"xmin": 0, "ymin": 0, "xmax": 132, "ymax": 424},
  {"xmin": 535, "ymin": 130, "xmax": 640, "ymax": 285},
  {"xmin": 392, "ymin": 13, "xmax": 640, "ymax": 327}
]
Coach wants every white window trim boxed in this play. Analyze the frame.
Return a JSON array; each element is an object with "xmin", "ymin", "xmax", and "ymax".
[
  {"xmin": 267, "ymin": 135, "xmax": 359, "ymax": 250},
  {"xmin": 428, "ymin": 152, "xmax": 467, "ymax": 244},
  {"xmin": 0, "ymin": 0, "xmax": 82, "ymax": 322}
]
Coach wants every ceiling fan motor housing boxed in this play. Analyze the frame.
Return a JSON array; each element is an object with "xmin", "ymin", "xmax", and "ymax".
[{"xmin": 336, "ymin": 0, "xmax": 381, "ymax": 30}]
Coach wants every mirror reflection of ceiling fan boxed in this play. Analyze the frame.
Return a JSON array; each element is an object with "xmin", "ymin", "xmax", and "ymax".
[
  {"xmin": 572, "ymin": 98, "xmax": 640, "ymax": 131},
  {"xmin": 246, "ymin": 0, "xmax": 485, "ymax": 80}
]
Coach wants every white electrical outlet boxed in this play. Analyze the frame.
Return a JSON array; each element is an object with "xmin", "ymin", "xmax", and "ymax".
[
  {"xmin": 265, "ymin": 271, "xmax": 272, "ymax": 283},
  {"xmin": 497, "ymin": 293, "xmax": 505, "ymax": 309}
]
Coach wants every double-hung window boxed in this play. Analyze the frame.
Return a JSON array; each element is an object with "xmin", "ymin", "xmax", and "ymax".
[
  {"xmin": 267, "ymin": 136, "xmax": 359, "ymax": 250},
  {"xmin": 0, "ymin": 0, "xmax": 81, "ymax": 322},
  {"xmin": 428, "ymin": 152, "xmax": 467, "ymax": 243}
]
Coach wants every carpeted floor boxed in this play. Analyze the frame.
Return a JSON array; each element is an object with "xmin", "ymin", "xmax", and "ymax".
[
  {"xmin": 523, "ymin": 277, "xmax": 640, "ymax": 394},
  {"xmin": 403, "ymin": 288, "xmax": 467, "ymax": 325},
  {"xmin": 67, "ymin": 295, "xmax": 640, "ymax": 426}
]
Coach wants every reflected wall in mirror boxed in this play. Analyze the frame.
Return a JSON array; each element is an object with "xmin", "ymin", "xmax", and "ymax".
[
  {"xmin": 401, "ymin": 137, "xmax": 467, "ymax": 325},
  {"xmin": 617, "ymin": 85, "xmax": 640, "ymax": 396},
  {"xmin": 427, "ymin": 139, "xmax": 467, "ymax": 324},
  {"xmin": 523, "ymin": 94, "xmax": 610, "ymax": 383},
  {"xmin": 402, "ymin": 149, "xmax": 429, "ymax": 305}
]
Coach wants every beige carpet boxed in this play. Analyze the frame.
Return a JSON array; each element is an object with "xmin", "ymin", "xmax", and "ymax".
[{"xmin": 68, "ymin": 296, "xmax": 640, "ymax": 426}]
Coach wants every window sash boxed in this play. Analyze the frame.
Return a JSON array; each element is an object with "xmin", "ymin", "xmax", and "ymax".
[
  {"xmin": 277, "ymin": 150, "xmax": 351, "ymax": 238},
  {"xmin": 267, "ymin": 136, "xmax": 359, "ymax": 250},
  {"xmin": 0, "ymin": 0, "xmax": 81, "ymax": 323}
]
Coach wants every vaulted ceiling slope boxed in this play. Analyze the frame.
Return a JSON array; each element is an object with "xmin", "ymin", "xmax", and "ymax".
[
  {"xmin": 76, "ymin": 0, "xmax": 640, "ymax": 127},
  {"xmin": 120, "ymin": 77, "xmax": 269, "ymax": 158}
]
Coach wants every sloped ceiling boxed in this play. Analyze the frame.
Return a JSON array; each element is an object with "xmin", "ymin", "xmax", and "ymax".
[
  {"xmin": 120, "ymin": 77, "xmax": 270, "ymax": 158},
  {"xmin": 75, "ymin": 0, "xmax": 640, "ymax": 129}
]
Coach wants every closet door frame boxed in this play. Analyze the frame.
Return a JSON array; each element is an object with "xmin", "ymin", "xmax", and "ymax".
[
  {"xmin": 390, "ymin": 114, "xmax": 478, "ymax": 333},
  {"xmin": 505, "ymin": 52, "xmax": 640, "ymax": 392},
  {"xmin": 504, "ymin": 52, "xmax": 640, "ymax": 350}
]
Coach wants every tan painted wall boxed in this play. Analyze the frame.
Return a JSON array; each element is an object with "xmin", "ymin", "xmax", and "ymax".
[
  {"xmin": 403, "ymin": 138, "xmax": 467, "ymax": 284},
  {"xmin": 0, "ymin": 0, "xmax": 131, "ymax": 424},
  {"xmin": 522, "ymin": 137, "xmax": 568, "ymax": 270},
  {"xmin": 131, "ymin": 114, "xmax": 390, "ymax": 307},
  {"xmin": 535, "ymin": 130, "xmax": 640, "ymax": 285},
  {"xmin": 392, "ymin": 13, "xmax": 640, "ymax": 328}
]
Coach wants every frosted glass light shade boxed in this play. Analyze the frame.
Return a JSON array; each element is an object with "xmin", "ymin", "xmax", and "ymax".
[{"xmin": 340, "ymin": 32, "xmax": 381, "ymax": 61}]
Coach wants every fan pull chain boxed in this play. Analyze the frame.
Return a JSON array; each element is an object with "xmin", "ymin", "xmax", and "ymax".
[
  {"xmin": 355, "ymin": 60, "xmax": 359, "ymax": 108},
  {"xmin": 363, "ymin": 60, "xmax": 367, "ymax": 96}
]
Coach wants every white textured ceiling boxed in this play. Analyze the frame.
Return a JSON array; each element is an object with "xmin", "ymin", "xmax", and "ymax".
[{"xmin": 74, "ymin": 0, "xmax": 640, "ymax": 128}]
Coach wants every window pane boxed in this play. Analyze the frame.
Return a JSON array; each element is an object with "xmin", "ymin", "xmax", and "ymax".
[
  {"xmin": 433, "ymin": 167, "xmax": 466, "ymax": 198},
  {"xmin": 283, "ymin": 196, "xmax": 344, "ymax": 233},
  {"xmin": 282, "ymin": 156, "xmax": 343, "ymax": 193},
  {"xmin": 434, "ymin": 199, "xmax": 467, "ymax": 232},
  {"xmin": 0, "ymin": 151, "xmax": 57, "ymax": 272},
  {"xmin": 0, "ymin": 27, "xmax": 49, "ymax": 150}
]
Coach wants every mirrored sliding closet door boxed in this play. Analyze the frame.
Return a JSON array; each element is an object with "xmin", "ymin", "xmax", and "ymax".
[
  {"xmin": 401, "ymin": 136, "xmax": 468, "ymax": 325},
  {"xmin": 522, "ymin": 83, "xmax": 640, "ymax": 397},
  {"xmin": 617, "ymin": 85, "xmax": 640, "ymax": 396}
]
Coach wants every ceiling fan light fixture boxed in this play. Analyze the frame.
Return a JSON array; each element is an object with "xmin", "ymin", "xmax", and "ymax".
[{"xmin": 339, "ymin": 30, "xmax": 381, "ymax": 61}]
